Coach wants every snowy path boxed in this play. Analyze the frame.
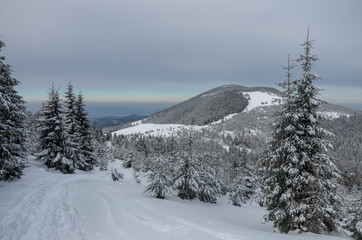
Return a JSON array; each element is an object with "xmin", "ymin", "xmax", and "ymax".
[{"xmin": 0, "ymin": 159, "xmax": 350, "ymax": 240}]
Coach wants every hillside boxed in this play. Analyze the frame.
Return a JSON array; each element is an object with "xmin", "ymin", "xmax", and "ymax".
[
  {"xmin": 143, "ymin": 84, "xmax": 284, "ymax": 125},
  {"xmin": 113, "ymin": 85, "xmax": 362, "ymax": 192}
]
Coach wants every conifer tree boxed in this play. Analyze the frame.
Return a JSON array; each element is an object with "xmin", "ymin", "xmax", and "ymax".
[
  {"xmin": 173, "ymin": 150, "xmax": 199, "ymax": 200},
  {"xmin": 36, "ymin": 84, "xmax": 74, "ymax": 173},
  {"xmin": 63, "ymin": 83, "xmax": 78, "ymax": 170},
  {"xmin": 173, "ymin": 129, "xmax": 199, "ymax": 200},
  {"xmin": 344, "ymin": 199, "xmax": 362, "ymax": 240},
  {"xmin": 228, "ymin": 148, "xmax": 255, "ymax": 206},
  {"xmin": 259, "ymin": 29, "xmax": 340, "ymax": 233},
  {"xmin": 197, "ymin": 153, "xmax": 224, "ymax": 203},
  {"xmin": 144, "ymin": 155, "xmax": 173, "ymax": 199},
  {"xmin": 75, "ymin": 92, "xmax": 96, "ymax": 171},
  {"xmin": 0, "ymin": 40, "xmax": 28, "ymax": 181}
]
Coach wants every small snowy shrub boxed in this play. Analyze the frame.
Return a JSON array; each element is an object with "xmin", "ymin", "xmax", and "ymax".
[{"xmin": 111, "ymin": 169, "xmax": 124, "ymax": 181}]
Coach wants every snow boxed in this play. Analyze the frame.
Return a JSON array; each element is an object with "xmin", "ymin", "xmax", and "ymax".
[
  {"xmin": 0, "ymin": 158, "xmax": 350, "ymax": 240},
  {"xmin": 209, "ymin": 113, "xmax": 239, "ymax": 125},
  {"xmin": 113, "ymin": 123, "xmax": 204, "ymax": 137},
  {"xmin": 318, "ymin": 111, "xmax": 350, "ymax": 120},
  {"xmin": 243, "ymin": 91, "xmax": 284, "ymax": 112}
]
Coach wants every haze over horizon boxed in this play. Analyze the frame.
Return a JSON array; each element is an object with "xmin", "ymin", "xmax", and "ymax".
[{"xmin": 1, "ymin": 0, "xmax": 361, "ymax": 116}]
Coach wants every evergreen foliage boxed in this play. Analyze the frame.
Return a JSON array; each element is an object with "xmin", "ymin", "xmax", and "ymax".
[
  {"xmin": 197, "ymin": 155, "xmax": 224, "ymax": 203},
  {"xmin": 344, "ymin": 199, "xmax": 362, "ymax": 240},
  {"xmin": 36, "ymin": 85, "xmax": 74, "ymax": 173},
  {"xmin": 144, "ymin": 155, "xmax": 172, "ymax": 199},
  {"xmin": 74, "ymin": 92, "xmax": 96, "ymax": 171},
  {"xmin": 0, "ymin": 40, "xmax": 28, "ymax": 181},
  {"xmin": 259, "ymin": 30, "xmax": 340, "ymax": 233},
  {"xmin": 63, "ymin": 83, "xmax": 78, "ymax": 170},
  {"xmin": 228, "ymin": 148, "xmax": 255, "ymax": 206},
  {"xmin": 173, "ymin": 151, "xmax": 199, "ymax": 200}
]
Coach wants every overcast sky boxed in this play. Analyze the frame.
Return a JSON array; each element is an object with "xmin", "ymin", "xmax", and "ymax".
[{"xmin": 1, "ymin": 0, "xmax": 362, "ymax": 116}]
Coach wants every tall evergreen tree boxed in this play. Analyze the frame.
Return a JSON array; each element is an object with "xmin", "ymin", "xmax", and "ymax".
[
  {"xmin": 173, "ymin": 150, "xmax": 200, "ymax": 200},
  {"xmin": 228, "ymin": 148, "xmax": 255, "ymax": 206},
  {"xmin": 144, "ymin": 155, "xmax": 173, "ymax": 199},
  {"xmin": 63, "ymin": 83, "xmax": 78, "ymax": 170},
  {"xmin": 75, "ymin": 92, "xmax": 96, "ymax": 171},
  {"xmin": 0, "ymin": 40, "xmax": 28, "ymax": 181},
  {"xmin": 259, "ymin": 29, "xmax": 340, "ymax": 233},
  {"xmin": 36, "ymin": 84, "xmax": 74, "ymax": 173},
  {"xmin": 197, "ymin": 153, "xmax": 224, "ymax": 203},
  {"xmin": 173, "ymin": 129, "xmax": 199, "ymax": 200}
]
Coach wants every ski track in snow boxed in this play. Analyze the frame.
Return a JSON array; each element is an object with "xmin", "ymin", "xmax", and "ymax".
[
  {"xmin": 0, "ymin": 171, "xmax": 77, "ymax": 240},
  {"xmin": 0, "ymin": 159, "xmax": 350, "ymax": 240}
]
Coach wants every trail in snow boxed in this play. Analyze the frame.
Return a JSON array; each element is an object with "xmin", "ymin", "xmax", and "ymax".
[{"xmin": 0, "ymin": 158, "xmax": 350, "ymax": 240}]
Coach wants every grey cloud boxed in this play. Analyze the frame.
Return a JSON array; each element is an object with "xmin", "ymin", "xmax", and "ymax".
[{"xmin": 1, "ymin": 0, "xmax": 361, "ymax": 103}]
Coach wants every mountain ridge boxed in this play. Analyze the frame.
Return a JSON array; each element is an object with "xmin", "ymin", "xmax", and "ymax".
[{"xmin": 143, "ymin": 84, "xmax": 285, "ymax": 126}]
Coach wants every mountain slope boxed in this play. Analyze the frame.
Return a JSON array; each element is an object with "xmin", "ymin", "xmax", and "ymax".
[{"xmin": 143, "ymin": 84, "xmax": 284, "ymax": 125}]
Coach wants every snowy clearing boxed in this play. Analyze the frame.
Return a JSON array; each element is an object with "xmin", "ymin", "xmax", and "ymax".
[
  {"xmin": 113, "ymin": 123, "xmax": 205, "ymax": 137},
  {"xmin": 243, "ymin": 91, "xmax": 284, "ymax": 112},
  {"xmin": 0, "ymin": 158, "xmax": 350, "ymax": 240}
]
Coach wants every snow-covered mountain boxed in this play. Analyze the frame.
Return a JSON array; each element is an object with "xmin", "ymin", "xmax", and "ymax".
[
  {"xmin": 143, "ymin": 84, "xmax": 284, "ymax": 126},
  {"xmin": 113, "ymin": 84, "xmax": 357, "ymax": 137},
  {"xmin": 112, "ymin": 85, "xmax": 362, "ymax": 192}
]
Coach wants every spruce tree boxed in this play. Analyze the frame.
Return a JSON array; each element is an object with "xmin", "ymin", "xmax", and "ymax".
[
  {"xmin": 173, "ymin": 151, "xmax": 199, "ymax": 200},
  {"xmin": 0, "ymin": 40, "xmax": 28, "ymax": 181},
  {"xmin": 63, "ymin": 83, "xmax": 78, "ymax": 170},
  {"xmin": 197, "ymin": 156, "xmax": 224, "ymax": 203},
  {"xmin": 260, "ymin": 29, "xmax": 340, "ymax": 233},
  {"xmin": 345, "ymin": 199, "xmax": 362, "ymax": 240},
  {"xmin": 144, "ymin": 155, "xmax": 172, "ymax": 199},
  {"xmin": 36, "ymin": 84, "xmax": 74, "ymax": 173},
  {"xmin": 173, "ymin": 129, "xmax": 199, "ymax": 200},
  {"xmin": 228, "ymin": 148, "xmax": 255, "ymax": 206},
  {"xmin": 75, "ymin": 92, "xmax": 96, "ymax": 171}
]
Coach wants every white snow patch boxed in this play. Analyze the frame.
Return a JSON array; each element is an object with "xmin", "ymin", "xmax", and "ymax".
[
  {"xmin": 201, "ymin": 92, "xmax": 218, "ymax": 98},
  {"xmin": 113, "ymin": 123, "xmax": 204, "ymax": 137},
  {"xmin": 209, "ymin": 113, "xmax": 239, "ymax": 125},
  {"xmin": 243, "ymin": 91, "xmax": 284, "ymax": 112},
  {"xmin": 318, "ymin": 111, "xmax": 350, "ymax": 120}
]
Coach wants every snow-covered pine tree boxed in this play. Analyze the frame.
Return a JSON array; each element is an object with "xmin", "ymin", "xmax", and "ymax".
[
  {"xmin": 173, "ymin": 128, "xmax": 199, "ymax": 200},
  {"xmin": 144, "ymin": 155, "xmax": 173, "ymax": 199},
  {"xmin": 75, "ymin": 92, "xmax": 96, "ymax": 171},
  {"xmin": 197, "ymin": 153, "xmax": 225, "ymax": 203},
  {"xmin": 36, "ymin": 84, "xmax": 74, "ymax": 173},
  {"xmin": 173, "ymin": 150, "xmax": 199, "ymax": 200},
  {"xmin": 0, "ymin": 40, "xmax": 28, "ymax": 181},
  {"xmin": 63, "ymin": 83, "xmax": 78, "ymax": 170},
  {"xmin": 259, "ymin": 29, "xmax": 340, "ymax": 233},
  {"xmin": 228, "ymin": 148, "xmax": 255, "ymax": 206},
  {"xmin": 344, "ymin": 199, "xmax": 362, "ymax": 240}
]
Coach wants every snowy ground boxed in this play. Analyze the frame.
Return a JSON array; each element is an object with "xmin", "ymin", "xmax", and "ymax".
[
  {"xmin": 113, "ymin": 123, "xmax": 205, "ymax": 137},
  {"xmin": 0, "ymin": 158, "xmax": 350, "ymax": 240},
  {"xmin": 243, "ymin": 91, "xmax": 284, "ymax": 112}
]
